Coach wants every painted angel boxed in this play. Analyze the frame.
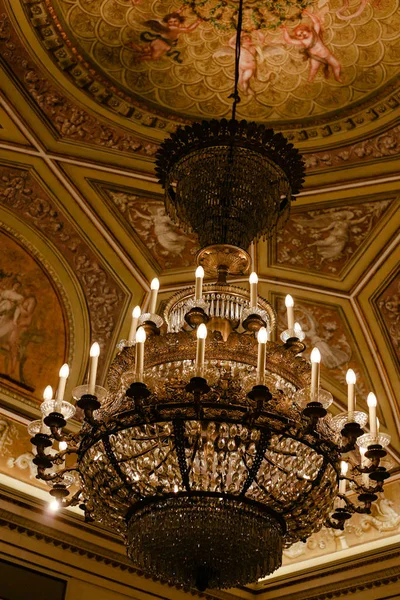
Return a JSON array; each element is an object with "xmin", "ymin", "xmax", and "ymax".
[
  {"xmin": 281, "ymin": 10, "xmax": 342, "ymax": 83},
  {"xmin": 294, "ymin": 210, "xmax": 369, "ymax": 261},
  {"xmin": 128, "ymin": 9, "xmax": 201, "ymax": 63},
  {"xmin": 213, "ymin": 31, "xmax": 278, "ymax": 96}
]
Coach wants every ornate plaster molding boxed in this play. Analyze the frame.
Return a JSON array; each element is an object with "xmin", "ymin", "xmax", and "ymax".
[{"xmin": 0, "ymin": 164, "xmax": 126, "ymax": 375}]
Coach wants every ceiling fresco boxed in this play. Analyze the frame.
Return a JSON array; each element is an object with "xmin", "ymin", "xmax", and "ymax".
[{"xmin": 31, "ymin": 0, "xmax": 400, "ymax": 123}]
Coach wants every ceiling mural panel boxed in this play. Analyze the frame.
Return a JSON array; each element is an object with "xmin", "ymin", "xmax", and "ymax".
[
  {"xmin": 99, "ymin": 186, "xmax": 199, "ymax": 270},
  {"xmin": 0, "ymin": 164, "xmax": 127, "ymax": 375},
  {"xmin": 36, "ymin": 0, "xmax": 400, "ymax": 123},
  {"xmin": 272, "ymin": 196, "xmax": 394, "ymax": 279},
  {"xmin": 0, "ymin": 228, "xmax": 66, "ymax": 398},
  {"xmin": 374, "ymin": 267, "xmax": 400, "ymax": 373}
]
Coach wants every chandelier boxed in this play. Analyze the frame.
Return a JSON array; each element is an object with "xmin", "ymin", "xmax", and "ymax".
[{"xmin": 28, "ymin": 0, "xmax": 390, "ymax": 592}]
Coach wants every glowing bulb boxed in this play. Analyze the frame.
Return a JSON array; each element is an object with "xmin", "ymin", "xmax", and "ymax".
[
  {"xmin": 150, "ymin": 278, "xmax": 160, "ymax": 290},
  {"xmin": 90, "ymin": 342, "xmax": 100, "ymax": 357},
  {"xmin": 346, "ymin": 369, "xmax": 356, "ymax": 385},
  {"xmin": 257, "ymin": 327, "xmax": 268, "ymax": 344},
  {"xmin": 174, "ymin": 484, "xmax": 179, "ymax": 493},
  {"xmin": 136, "ymin": 327, "xmax": 146, "ymax": 344},
  {"xmin": 132, "ymin": 305, "xmax": 141, "ymax": 318},
  {"xmin": 59, "ymin": 441, "xmax": 68, "ymax": 451},
  {"xmin": 195, "ymin": 266, "xmax": 204, "ymax": 279},
  {"xmin": 43, "ymin": 385, "xmax": 53, "ymax": 401},
  {"xmin": 197, "ymin": 323, "xmax": 208, "ymax": 339},
  {"xmin": 285, "ymin": 294, "xmax": 294, "ymax": 308},
  {"xmin": 294, "ymin": 322, "xmax": 302, "ymax": 335},
  {"xmin": 249, "ymin": 272, "xmax": 258, "ymax": 284},
  {"xmin": 49, "ymin": 499, "xmax": 60, "ymax": 512},
  {"xmin": 359, "ymin": 446, "xmax": 367, "ymax": 457},
  {"xmin": 340, "ymin": 461, "xmax": 348, "ymax": 476},
  {"xmin": 59, "ymin": 364, "xmax": 69, "ymax": 378},
  {"xmin": 367, "ymin": 392, "xmax": 377, "ymax": 407},
  {"xmin": 310, "ymin": 348, "xmax": 321, "ymax": 364}
]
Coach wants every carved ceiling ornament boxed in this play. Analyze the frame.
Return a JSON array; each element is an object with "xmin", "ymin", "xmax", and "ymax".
[
  {"xmin": 11, "ymin": 0, "xmax": 400, "ymax": 145},
  {"xmin": 0, "ymin": 165, "xmax": 126, "ymax": 375},
  {"xmin": 273, "ymin": 196, "xmax": 394, "ymax": 277}
]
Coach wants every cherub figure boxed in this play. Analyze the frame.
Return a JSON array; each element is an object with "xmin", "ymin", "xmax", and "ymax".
[
  {"xmin": 214, "ymin": 31, "xmax": 275, "ymax": 96},
  {"xmin": 281, "ymin": 10, "xmax": 342, "ymax": 83},
  {"xmin": 128, "ymin": 9, "xmax": 201, "ymax": 63}
]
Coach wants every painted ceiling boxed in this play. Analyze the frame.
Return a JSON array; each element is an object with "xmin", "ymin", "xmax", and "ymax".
[{"xmin": 0, "ymin": 0, "xmax": 399, "ymax": 595}]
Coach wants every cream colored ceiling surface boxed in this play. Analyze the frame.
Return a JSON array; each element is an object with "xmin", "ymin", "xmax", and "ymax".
[{"xmin": 0, "ymin": 0, "xmax": 399, "ymax": 596}]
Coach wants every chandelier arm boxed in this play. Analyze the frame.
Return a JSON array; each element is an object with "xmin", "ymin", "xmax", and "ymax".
[
  {"xmin": 241, "ymin": 431, "xmax": 270, "ymax": 496},
  {"xmin": 61, "ymin": 488, "xmax": 82, "ymax": 509},
  {"xmin": 338, "ymin": 493, "xmax": 371, "ymax": 515},
  {"xmin": 102, "ymin": 437, "xmax": 139, "ymax": 499},
  {"xmin": 230, "ymin": 0, "xmax": 243, "ymax": 121},
  {"xmin": 173, "ymin": 419, "xmax": 191, "ymax": 492}
]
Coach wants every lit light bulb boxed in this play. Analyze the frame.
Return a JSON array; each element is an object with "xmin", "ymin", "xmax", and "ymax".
[
  {"xmin": 195, "ymin": 266, "xmax": 204, "ymax": 300},
  {"xmin": 285, "ymin": 295, "xmax": 294, "ymax": 330},
  {"xmin": 346, "ymin": 369, "xmax": 356, "ymax": 385},
  {"xmin": 132, "ymin": 305, "xmax": 141, "ymax": 319},
  {"xmin": 359, "ymin": 446, "xmax": 367, "ymax": 457},
  {"xmin": 367, "ymin": 392, "xmax": 377, "ymax": 407},
  {"xmin": 294, "ymin": 322, "xmax": 302, "ymax": 336},
  {"xmin": 249, "ymin": 272, "xmax": 258, "ymax": 307},
  {"xmin": 90, "ymin": 342, "xmax": 100, "ymax": 357},
  {"xmin": 49, "ymin": 499, "xmax": 60, "ymax": 512},
  {"xmin": 340, "ymin": 461, "xmax": 348, "ymax": 476},
  {"xmin": 43, "ymin": 385, "xmax": 53, "ymax": 401},
  {"xmin": 197, "ymin": 323, "xmax": 208, "ymax": 339},
  {"xmin": 128, "ymin": 306, "xmax": 141, "ymax": 342},
  {"xmin": 59, "ymin": 441, "xmax": 68, "ymax": 451},
  {"xmin": 367, "ymin": 392, "xmax": 378, "ymax": 438},
  {"xmin": 151, "ymin": 278, "xmax": 160, "ymax": 290},
  {"xmin": 257, "ymin": 327, "xmax": 268, "ymax": 344},
  {"xmin": 149, "ymin": 278, "xmax": 160, "ymax": 313},
  {"xmin": 285, "ymin": 294, "xmax": 294, "ymax": 308},
  {"xmin": 195, "ymin": 266, "xmax": 204, "ymax": 279},
  {"xmin": 249, "ymin": 272, "xmax": 258, "ymax": 285},
  {"xmin": 136, "ymin": 327, "xmax": 146, "ymax": 344},
  {"xmin": 59, "ymin": 364, "xmax": 69, "ymax": 379},
  {"xmin": 310, "ymin": 348, "xmax": 321, "ymax": 363}
]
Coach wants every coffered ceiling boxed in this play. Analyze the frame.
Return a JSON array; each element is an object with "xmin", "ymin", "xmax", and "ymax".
[{"xmin": 0, "ymin": 0, "xmax": 399, "ymax": 596}]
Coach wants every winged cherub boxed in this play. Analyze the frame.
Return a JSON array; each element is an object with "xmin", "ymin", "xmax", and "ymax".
[
  {"xmin": 281, "ymin": 10, "xmax": 342, "ymax": 83},
  {"xmin": 128, "ymin": 8, "xmax": 201, "ymax": 63},
  {"xmin": 214, "ymin": 31, "xmax": 276, "ymax": 96}
]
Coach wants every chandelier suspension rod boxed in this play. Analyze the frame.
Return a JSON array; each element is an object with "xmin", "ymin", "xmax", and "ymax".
[{"xmin": 230, "ymin": 0, "xmax": 244, "ymax": 121}]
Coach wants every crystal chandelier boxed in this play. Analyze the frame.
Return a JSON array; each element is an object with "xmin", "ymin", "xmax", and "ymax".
[{"xmin": 28, "ymin": 0, "xmax": 391, "ymax": 591}]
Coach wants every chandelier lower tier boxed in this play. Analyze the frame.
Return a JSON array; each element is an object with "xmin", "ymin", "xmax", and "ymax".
[{"xmin": 29, "ymin": 280, "xmax": 390, "ymax": 591}]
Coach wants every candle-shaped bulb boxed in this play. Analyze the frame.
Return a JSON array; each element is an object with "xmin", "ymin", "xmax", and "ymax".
[
  {"xmin": 346, "ymin": 369, "xmax": 356, "ymax": 385},
  {"xmin": 340, "ymin": 460, "xmax": 348, "ymax": 476},
  {"xmin": 257, "ymin": 327, "xmax": 268, "ymax": 344},
  {"xmin": 195, "ymin": 266, "xmax": 204, "ymax": 300},
  {"xmin": 59, "ymin": 363, "xmax": 69, "ymax": 378},
  {"xmin": 310, "ymin": 348, "xmax": 321, "ymax": 398},
  {"xmin": 195, "ymin": 266, "xmax": 204, "ymax": 279},
  {"xmin": 197, "ymin": 323, "xmax": 208, "ymax": 339},
  {"xmin": 346, "ymin": 368, "xmax": 356, "ymax": 413},
  {"xmin": 149, "ymin": 278, "xmax": 160, "ymax": 313},
  {"xmin": 294, "ymin": 322, "xmax": 302, "ymax": 337},
  {"xmin": 257, "ymin": 327, "xmax": 268, "ymax": 384},
  {"xmin": 59, "ymin": 441, "xmax": 68, "ymax": 451},
  {"xmin": 128, "ymin": 305, "xmax": 141, "ymax": 342},
  {"xmin": 43, "ymin": 385, "xmax": 53, "ymax": 401},
  {"xmin": 360, "ymin": 446, "xmax": 366, "ymax": 458},
  {"xmin": 49, "ymin": 499, "xmax": 60, "ymax": 512},
  {"xmin": 285, "ymin": 294, "xmax": 294, "ymax": 308},
  {"xmin": 90, "ymin": 342, "xmax": 100, "ymax": 358},
  {"xmin": 136, "ymin": 326, "xmax": 146, "ymax": 344},
  {"xmin": 249, "ymin": 272, "xmax": 258, "ymax": 307},
  {"xmin": 367, "ymin": 392, "xmax": 378, "ymax": 438},
  {"xmin": 310, "ymin": 348, "xmax": 321, "ymax": 363},
  {"xmin": 285, "ymin": 294, "xmax": 294, "ymax": 330}
]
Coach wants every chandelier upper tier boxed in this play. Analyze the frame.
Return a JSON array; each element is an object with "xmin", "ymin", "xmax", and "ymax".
[{"xmin": 29, "ymin": 0, "xmax": 390, "ymax": 591}]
